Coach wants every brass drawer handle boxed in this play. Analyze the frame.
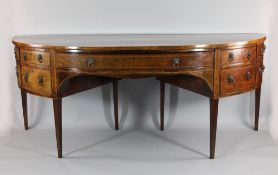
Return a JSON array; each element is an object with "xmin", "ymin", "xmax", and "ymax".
[
  {"xmin": 247, "ymin": 50, "xmax": 252, "ymax": 60},
  {"xmin": 37, "ymin": 54, "xmax": 43, "ymax": 63},
  {"xmin": 87, "ymin": 58, "xmax": 95, "ymax": 68},
  {"xmin": 228, "ymin": 52, "xmax": 234, "ymax": 62},
  {"xmin": 172, "ymin": 57, "xmax": 180, "ymax": 68},
  {"xmin": 24, "ymin": 72, "xmax": 29, "ymax": 82},
  {"xmin": 259, "ymin": 65, "xmax": 265, "ymax": 73},
  {"xmin": 260, "ymin": 45, "xmax": 266, "ymax": 56},
  {"xmin": 227, "ymin": 75, "xmax": 235, "ymax": 84},
  {"xmin": 246, "ymin": 71, "xmax": 251, "ymax": 80},
  {"xmin": 14, "ymin": 47, "xmax": 17, "ymax": 55},
  {"xmin": 23, "ymin": 52, "xmax": 28, "ymax": 61},
  {"xmin": 38, "ymin": 76, "xmax": 44, "ymax": 86}
]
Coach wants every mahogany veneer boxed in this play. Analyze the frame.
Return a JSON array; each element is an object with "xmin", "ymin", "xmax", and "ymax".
[{"xmin": 12, "ymin": 34, "xmax": 266, "ymax": 159}]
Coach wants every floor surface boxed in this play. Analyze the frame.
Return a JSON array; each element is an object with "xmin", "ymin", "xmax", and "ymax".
[{"xmin": 0, "ymin": 126, "xmax": 277, "ymax": 175}]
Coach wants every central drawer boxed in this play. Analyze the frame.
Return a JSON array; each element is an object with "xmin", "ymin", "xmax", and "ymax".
[{"xmin": 56, "ymin": 52, "xmax": 214, "ymax": 70}]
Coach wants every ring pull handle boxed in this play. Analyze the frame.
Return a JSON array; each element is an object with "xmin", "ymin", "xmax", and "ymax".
[
  {"xmin": 24, "ymin": 72, "xmax": 29, "ymax": 82},
  {"xmin": 227, "ymin": 75, "xmax": 235, "ymax": 84},
  {"xmin": 14, "ymin": 47, "xmax": 17, "ymax": 55},
  {"xmin": 246, "ymin": 71, "xmax": 251, "ymax": 80},
  {"xmin": 228, "ymin": 52, "xmax": 234, "ymax": 62},
  {"xmin": 247, "ymin": 50, "xmax": 252, "ymax": 60},
  {"xmin": 23, "ymin": 52, "xmax": 28, "ymax": 61},
  {"xmin": 260, "ymin": 45, "xmax": 266, "ymax": 56},
  {"xmin": 87, "ymin": 58, "xmax": 95, "ymax": 68},
  {"xmin": 259, "ymin": 65, "xmax": 265, "ymax": 74},
  {"xmin": 172, "ymin": 58, "xmax": 180, "ymax": 68},
  {"xmin": 38, "ymin": 76, "xmax": 44, "ymax": 86},
  {"xmin": 37, "ymin": 54, "xmax": 43, "ymax": 63}
]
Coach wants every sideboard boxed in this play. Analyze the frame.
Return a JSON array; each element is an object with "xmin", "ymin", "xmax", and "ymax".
[{"xmin": 12, "ymin": 34, "xmax": 266, "ymax": 159}]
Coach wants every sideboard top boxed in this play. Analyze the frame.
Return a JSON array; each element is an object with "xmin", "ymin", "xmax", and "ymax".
[{"xmin": 12, "ymin": 33, "xmax": 266, "ymax": 52}]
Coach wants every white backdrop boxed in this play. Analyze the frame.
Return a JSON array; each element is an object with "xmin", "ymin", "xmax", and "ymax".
[
  {"xmin": 1, "ymin": 1, "xmax": 278, "ymax": 175},
  {"xmin": 0, "ymin": 0, "xmax": 276, "ymax": 140}
]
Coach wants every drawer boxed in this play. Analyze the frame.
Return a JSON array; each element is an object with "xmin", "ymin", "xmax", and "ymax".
[
  {"xmin": 221, "ymin": 46, "xmax": 256, "ymax": 66},
  {"xmin": 21, "ymin": 66, "xmax": 52, "ymax": 96},
  {"xmin": 220, "ymin": 66, "xmax": 255, "ymax": 94},
  {"xmin": 56, "ymin": 52, "xmax": 214, "ymax": 70},
  {"xmin": 20, "ymin": 50, "xmax": 50, "ymax": 66}
]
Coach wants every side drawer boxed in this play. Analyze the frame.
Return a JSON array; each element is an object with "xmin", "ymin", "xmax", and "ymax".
[
  {"xmin": 220, "ymin": 65, "xmax": 255, "ymax": 94},
  {"xmin": 20, "ymin": 50, "xmax": 50, "ymax": 66},
  {"xmin": 56, "ymin": 52, "xmax": 214, "ymax": 70},
  {"xmin": 221, "ymin": 46, "xmax": 256, "ymax": 66},
  {"xmin": 21, "ymin": 66, "xmax": 52, "ymax": 96}
]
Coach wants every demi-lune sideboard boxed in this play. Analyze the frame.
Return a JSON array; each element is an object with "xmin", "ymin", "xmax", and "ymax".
[{"xmin": 12, "ymin": 34, "xmax": 266, "ymax": 159}]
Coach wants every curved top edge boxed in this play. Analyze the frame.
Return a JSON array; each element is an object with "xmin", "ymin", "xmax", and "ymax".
[{"xmin": 12, "ymin": 33, "xmax": 266, "ymax": 52}]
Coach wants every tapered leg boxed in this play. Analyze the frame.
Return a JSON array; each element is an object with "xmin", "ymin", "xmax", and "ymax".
[
  {"xmin": 21, "ymin": 90, "xmax": 28, "ymax": 130},
  {"xmin": 53, "ymin": 99, "xmax": 62, "ymax": 158},
  {"xmin": 160, "ymin": 80, "xmax": 165, "ymax": 131},
  {"xmin": 113, "ymin": 80, "xmax": 119, "ymax": 130},
  {"xmin": 210, "ymin": 98, "xmax": 219, "ymax": 159},
  {"xmin": 254, "ymin": 86, "xmax": 261, "ymax": 131}
]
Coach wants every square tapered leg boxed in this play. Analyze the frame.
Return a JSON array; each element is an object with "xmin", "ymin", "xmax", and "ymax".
[
  {"xmin": 113, "ymin": 80, "xmax": 119, "ymax": 130},
  {"xmin": 254, "ymin": 86, "xmax": 261, "ymax": 131},
  {"xmin": 160, "ymin": 80, "xmax": 165, "ymax": 131},
  {"xmin": 53, "ymin": 98, "xmax": 62, "ymax": 158},
  {"xmin": 210, "ymin": 98, "xmax": 219, "ymax": 159},
  {"xmin": 21, "ymin": 90, "xmax": 28, "ymax": 130}
]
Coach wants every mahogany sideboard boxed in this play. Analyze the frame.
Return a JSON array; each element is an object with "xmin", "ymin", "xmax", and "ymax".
[{"xmin": 12, "ymin": 34, "xmax": 266, "ymax": 159}]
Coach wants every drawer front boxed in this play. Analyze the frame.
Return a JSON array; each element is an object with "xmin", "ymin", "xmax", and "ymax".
[
  {"xmin": 21, "ymin": 66, "xmax": 52, "ymax": 96},
  {"xmin": 221, "ymin": 46, "xmax": 256, "ymax": 66},
  {"xmin": 220, "ymin": 66, "xmax": 255, "ymax": 94},
  {"xmin": 56, "ymin": 52, "xmax": 214, "ymax": 70},
  {"xmin": 20, "ymin": 50, "xmax": 50, "ymax": 66}
]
